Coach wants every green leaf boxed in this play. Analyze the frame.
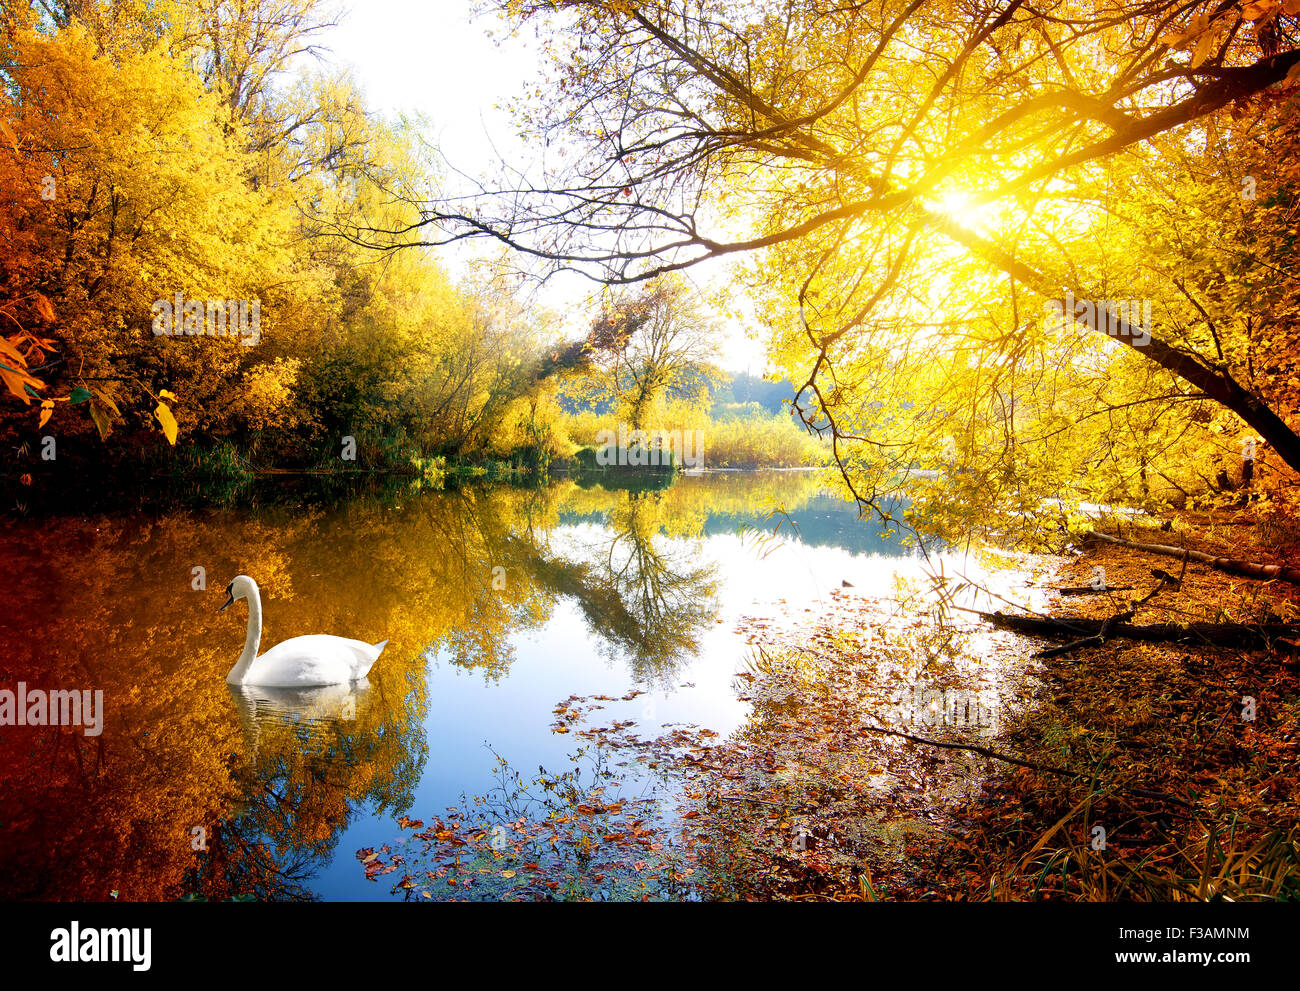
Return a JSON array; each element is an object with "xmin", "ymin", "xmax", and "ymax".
[{"xmin": 69, "ymin": 386, "xmax": 91, "ymax": 404}]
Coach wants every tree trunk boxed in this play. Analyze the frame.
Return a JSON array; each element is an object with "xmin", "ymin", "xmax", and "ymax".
[{"xmin": 1084, "ymin": 531, "xmax": 1300, "ymax": 585}]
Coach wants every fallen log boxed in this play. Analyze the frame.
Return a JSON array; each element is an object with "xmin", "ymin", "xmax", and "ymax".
[
  {"xmin": 1084, "ymin": 531, "xmax": 1300, "ymax": 585},
  {"xmin": 978, "ymin": 610, "xmax": 1300, "ymax": 651},
  {"xmin": 1034, "ymin": 612, "xmax": 1124, "ymax": 659}
]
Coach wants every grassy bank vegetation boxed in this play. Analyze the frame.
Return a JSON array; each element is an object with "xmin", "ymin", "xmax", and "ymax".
[{"xmin": 559, "ymin": 404, "xmax": 826, "ymax": 471}]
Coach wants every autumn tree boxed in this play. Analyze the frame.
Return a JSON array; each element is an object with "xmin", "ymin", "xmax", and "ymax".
[
  {"xmin": 2, "ymin": 0, "xmax": 561, "ymax": 474},
  {"xmin": 582, "ymin": 275, "xmax": 717, "ymax": 429},
  {"xmin": 352, "ymin": 0, "xmax": 1300, "ymax": 532},
  {"xmin": 0, "ymin": 11, "xmax": 299, "ymax": 443}
]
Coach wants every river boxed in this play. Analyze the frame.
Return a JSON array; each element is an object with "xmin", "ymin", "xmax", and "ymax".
[{"xmin": 0, "ymin": 470, "xmax": 1041, "ymax": 900}]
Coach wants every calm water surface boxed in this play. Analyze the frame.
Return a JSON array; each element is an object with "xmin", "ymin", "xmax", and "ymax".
[{"xmin": 0, "ymin": 471, "xmax": 1023, "ymax": 900}]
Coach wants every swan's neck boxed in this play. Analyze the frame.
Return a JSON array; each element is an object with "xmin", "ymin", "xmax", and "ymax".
[{"xmin": 225, "ymin": 588, "xmax": 263, "ymax": 685}]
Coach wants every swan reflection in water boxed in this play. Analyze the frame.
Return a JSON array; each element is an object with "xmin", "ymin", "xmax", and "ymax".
[
  {"xmin": 211, "ymin": 681, "xmax": 379, "ymax": 899},
  {"xmin": 227, "ymin": 680, "xmax": 373, "ymax": 762}
]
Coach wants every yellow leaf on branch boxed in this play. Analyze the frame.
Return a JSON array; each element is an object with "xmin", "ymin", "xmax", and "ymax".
[
  {"xmin": 0, "ymin": 335, "xmax": 42, "ymax": 403},
  {"xmin": 155, "ymin": 401, "xmax": 179, "ymax": 445}
]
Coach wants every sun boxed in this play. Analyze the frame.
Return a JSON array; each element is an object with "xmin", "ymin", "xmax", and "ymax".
[{"xmin": 935, "ymin": 189, "xmax": 997, "ymax": 232}]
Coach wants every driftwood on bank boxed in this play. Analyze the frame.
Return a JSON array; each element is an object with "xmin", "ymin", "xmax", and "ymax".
[
  {"xmin": 977, "ymin": 610, "xmax": 1300, "ymax": 651},
  {"xmin": 1084, "ymin": 531, "xmax": 1300, "ymax": 585},
  {"xmin": 1032, "ymin": 571, "xmax": 1180, "ymax": 657},
  {"xmin": 1033, "ymin": 613, "xmax": 1124, "ymax": 659}
]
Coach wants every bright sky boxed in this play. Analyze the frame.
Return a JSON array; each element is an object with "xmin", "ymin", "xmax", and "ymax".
[{"xmin": 315, "ymin": 0, "xmax": 767, "ymax": 371}]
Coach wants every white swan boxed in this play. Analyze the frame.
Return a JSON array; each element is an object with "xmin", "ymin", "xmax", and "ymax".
[{"xmin": 220, "ymin": 575, "xmax": 387, "ymax": 686}]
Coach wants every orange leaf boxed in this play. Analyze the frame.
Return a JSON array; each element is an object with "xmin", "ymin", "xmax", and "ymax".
[
  {"xmin": 33, "ymin": 293, "xmax": 55, "ymax": 323},
  {"xmin": 90, "ymin": 399, "xmax": 112, "ymax": 441},
  {"xmin": 0, "ymin": 363, "xmax": 41, "ymax": 404}
]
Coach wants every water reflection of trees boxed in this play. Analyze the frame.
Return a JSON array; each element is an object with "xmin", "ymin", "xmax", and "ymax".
[
  {"xmin": 510, "ymin": 524, "xmax": 716, "ymax": 681},
  {"xmin": 593, "ymin": 490, "xmax": 717, "ymax": 680},
  {"xmin": 521, "ymin": 472, "xmax": 835, "ymax": 680},
  {"xmin": 0, "ymin": 470, "xmax": 828, "ymax": 899},
  {"xmin": 0, "ymin": 504, "xmax": 433, "ymax": 900},
  {"xmin": 183, "ymin": 683, "xmax": 427, "ymax": 901},
  {"xmin": 404, "ymin": 481, "xmax": 717, "ymax": 682}
]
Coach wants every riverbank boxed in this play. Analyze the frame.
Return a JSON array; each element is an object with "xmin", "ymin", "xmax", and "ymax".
[
  {"xmin": 1, "ymin": 433, "xmax": 832, "ymax": 516},
  {"xmin": 667, "ymin": 510, "xmax": 1300, "ymax": 900}
]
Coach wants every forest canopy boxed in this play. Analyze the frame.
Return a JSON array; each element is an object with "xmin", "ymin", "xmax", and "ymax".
[
  {"xmin": 5, "ymin": 0, "xmax": 1300, "ymax": 546},
  {"xmin": 327, "ymin": 0, "xmax": 1300, "ymax": 544},
  {"xmin": 0, "ymin": 0, "xmax": 594, "ymax": 472}
]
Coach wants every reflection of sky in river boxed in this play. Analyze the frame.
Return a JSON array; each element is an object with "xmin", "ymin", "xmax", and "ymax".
[{"xmin": 318, "ymin": 494, "xmax": 1019, "ymax": 901}]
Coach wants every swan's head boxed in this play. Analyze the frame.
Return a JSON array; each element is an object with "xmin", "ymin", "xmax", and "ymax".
[{"xmin": 219, "ymin": 575, "xmax": 258, "ymax": 613}]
